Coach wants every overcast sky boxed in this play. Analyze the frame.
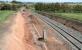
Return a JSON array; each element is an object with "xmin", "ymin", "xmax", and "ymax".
[{"xmin": 0, "ymin": 0, "xmax": 82, "ymax": 2}]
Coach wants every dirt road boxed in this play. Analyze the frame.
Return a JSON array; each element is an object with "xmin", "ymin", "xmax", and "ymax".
[{"xmin": 1, "ymin": 11, "xmax": 37, "ymax": 50}]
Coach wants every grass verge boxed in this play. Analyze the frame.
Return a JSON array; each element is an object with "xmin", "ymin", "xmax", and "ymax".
[
  {"xmin": 0, "ymin": 10, "xmax": 14, "ymax": 23},
  {"xmin": 54, "ymin": 13, "xmax": 82, "ymax": 22}
]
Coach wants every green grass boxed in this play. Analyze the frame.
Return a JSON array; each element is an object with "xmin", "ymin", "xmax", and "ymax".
[
  {"xmin": 54, "ymin": 13, "xmax": 82, "ymax": 22},
  {"xmin": 0, "ymin": 10, "xmax": 14, "ymax": 22}
]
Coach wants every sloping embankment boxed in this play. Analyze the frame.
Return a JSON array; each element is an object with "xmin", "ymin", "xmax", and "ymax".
[{"xmin": 38, "ymin": 12, "xmax": 82, "ymax": 33}]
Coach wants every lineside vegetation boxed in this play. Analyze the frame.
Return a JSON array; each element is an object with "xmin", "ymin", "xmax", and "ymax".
[{"xmin": 35, "ymin": 3, "xmax": 82, "ymax": 22}]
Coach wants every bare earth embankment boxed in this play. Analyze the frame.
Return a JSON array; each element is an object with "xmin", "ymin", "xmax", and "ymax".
[
  {"xmin": 0, "ymin": 10, "xmax": 71, "ymax": 50},
  {"xmin": 0, "ymin": 11, "xmax": 38, "ymax": 50}
]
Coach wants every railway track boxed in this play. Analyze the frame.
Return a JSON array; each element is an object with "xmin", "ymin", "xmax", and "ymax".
[{"xmin": 33, "ymin": 13, "xmax": 82, "ymax": 50}]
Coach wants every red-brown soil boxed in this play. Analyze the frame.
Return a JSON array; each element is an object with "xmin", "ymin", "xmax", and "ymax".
[
  {"xmin": 0, "ymin": 10, "xmax": 71, "ymax": 50},
  {"xmin": 1, "ymin": 11, "xmax": 38, "ymax": 50}
]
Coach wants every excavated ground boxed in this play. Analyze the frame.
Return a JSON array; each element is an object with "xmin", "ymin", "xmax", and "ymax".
[
  {"xmin": 0, "ymin": 10, "xmax": 71, "ymax": 50},
  {"xmin": 0, "ymin": 10, "xmax": 40, "ymax": 50}
]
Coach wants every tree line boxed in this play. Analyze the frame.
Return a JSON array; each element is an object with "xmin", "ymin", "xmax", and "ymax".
[
  {"xmin": 0, "ymin": 4, "xmax": 22, "ymax": 10},
  {"xmin": 35, "ymin": 3, "xmax": 82, "ymax": 13},
  {"xmin": 0, "ymin": 1, "xmax": 24, "ymax": 11}
]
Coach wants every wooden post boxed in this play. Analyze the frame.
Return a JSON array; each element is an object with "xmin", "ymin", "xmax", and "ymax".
[{"xmin": 43, "ymin": 27, "xmax": 48, "ymax": 42}]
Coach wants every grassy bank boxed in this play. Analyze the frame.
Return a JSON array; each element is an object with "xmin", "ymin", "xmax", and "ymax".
[
  {"xmin": 0, "ymin": 10, "xmax": 14, "ymax": 23},
  {"xmin": 54, "ymin": 13, "xmax": 82, "ymax": 22},
  {"xmin": 38, "ymin": 11, "xmax": 82, "ymax": 22}
]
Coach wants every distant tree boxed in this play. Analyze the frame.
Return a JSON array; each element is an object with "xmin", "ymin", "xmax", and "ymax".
[
  {"xmin": 34, "ymin": 3, "xmax": 82, "ymax": 13},
  {"xmin": 73, "ymin": 5, "xmax": 82, "ymax": 13}
]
